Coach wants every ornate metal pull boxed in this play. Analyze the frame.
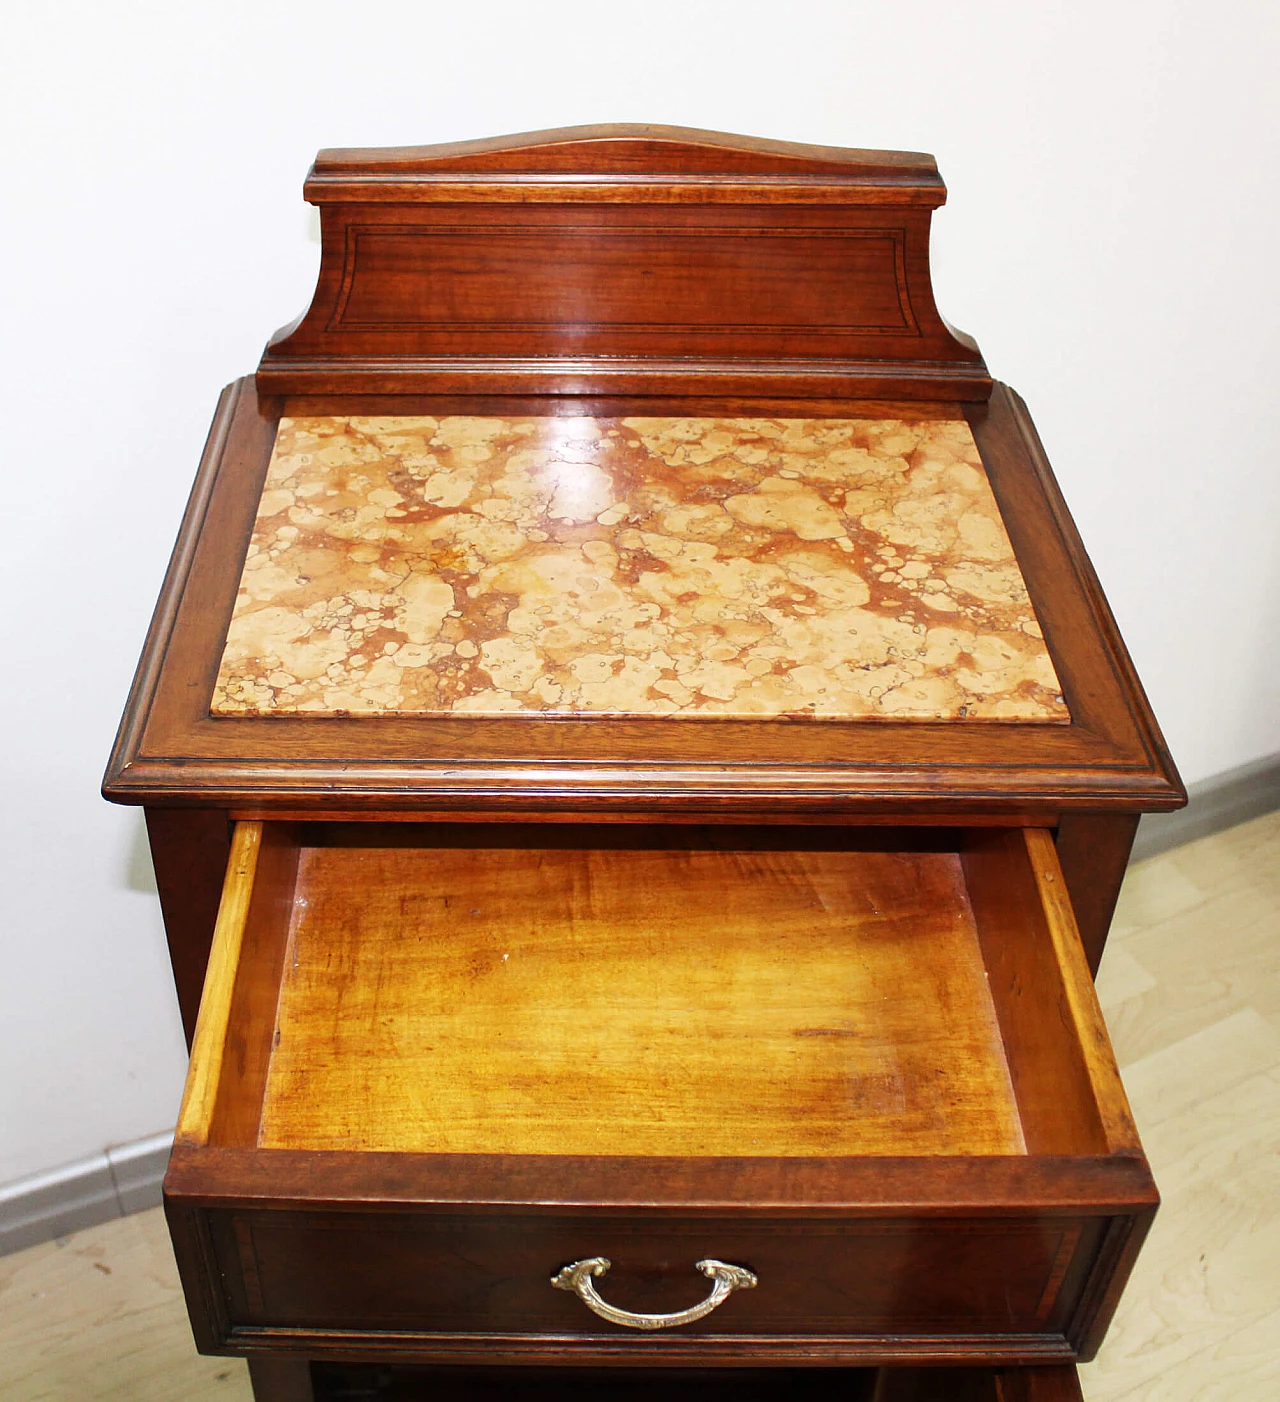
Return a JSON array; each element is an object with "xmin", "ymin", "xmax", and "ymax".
[{"xmin": 551, "ymin": 1256, "xmax": 757, "ymax": 1330}]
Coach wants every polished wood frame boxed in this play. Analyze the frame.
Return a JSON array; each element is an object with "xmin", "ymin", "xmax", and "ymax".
[
  {"xmin": 105, "ymin": 381, "xmax": 1178, "ymax": 820},
  {"xmin": 257, "ymin": 125, "xmax": 989, "ymax": 401}
]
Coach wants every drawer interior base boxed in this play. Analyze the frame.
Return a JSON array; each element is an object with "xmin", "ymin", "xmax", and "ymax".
[
  {"xmin": 261, "ymin": 840, "xmax": 1020, "ymax": 1158},
  {"xmin": 181, "ymin": 823, "xmax": 1134, "ymax": 1164}
]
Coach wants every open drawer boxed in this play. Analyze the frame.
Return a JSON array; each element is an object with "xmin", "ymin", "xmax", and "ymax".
[{"xmin": 165, "ymin": 821, "xmax": 1156, "ymax": 1367}]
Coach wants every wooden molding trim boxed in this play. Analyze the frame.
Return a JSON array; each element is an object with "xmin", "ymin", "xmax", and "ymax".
[
  {"xmin": 257, "ymin": 126, "xmax": 989, "ymax": 400},
  {"xmin": 306, "ymin": 123, "xmax": 948, "ymax": 197},
  {"xmin": 102, "ymin": 380, "xmax": 1184, "ymax": 816}
]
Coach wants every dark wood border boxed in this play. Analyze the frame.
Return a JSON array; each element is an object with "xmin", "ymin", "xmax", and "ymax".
[
  {"xmin": 104, "ymin": 380, "xmax": 1182, "ymax": 816},
  {"xmin": 258, "ymin": 127, "xmax": 987, "ymax": 401},
  {"xmin": 165, "ymin": 1147, "xmax": 1156, "ymax": 1216},
  {"xmin": 146, "ymin": 808, "xmax": 232, "ymax": 1044},
  {"xmin": 218, "ymin": 1329, "xmax": 1080, "ymax": 1368},
  {"xmin": 165, "ymin": 1146, "xmax": 1152, "ymax": 1366}
]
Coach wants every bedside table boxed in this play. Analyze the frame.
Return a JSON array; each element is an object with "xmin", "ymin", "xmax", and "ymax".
[{"xmin": 104, "ymin": 124, "xmax": 1183, "ymax": 1402}]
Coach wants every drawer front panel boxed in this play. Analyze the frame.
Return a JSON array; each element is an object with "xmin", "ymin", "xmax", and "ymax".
[{"xmin": 208, "ymin": 1210, "xmax": 1106, "ymax": 1339}]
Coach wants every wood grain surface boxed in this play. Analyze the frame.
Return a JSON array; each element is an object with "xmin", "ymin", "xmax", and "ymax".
[
  {"xmin": 963, "ymin": 830, "xmax": 1138, "ymax": 1158},
  {"xmin": 258, "ymin": 126, "xmax": 987, "ymax": 401},
  {"xmin": 180, "ymin": 822, "xmax": 1137, "ymax": 1166},
  {"xmin": 175, "ymin": 822, "xmax": 264, "ymax": 1148},
  {"xmin": 145, "ymin": 808, "xmax": 233, "ymax": 1046},
  {"xmin": 259, "ymin": 842, "xmax": 1021, "ymax": 1158}
]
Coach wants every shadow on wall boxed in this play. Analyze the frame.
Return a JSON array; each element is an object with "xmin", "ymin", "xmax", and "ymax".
[{"xmin": 123, "ymin": 809, "xmax": 158, "ymax": 897}]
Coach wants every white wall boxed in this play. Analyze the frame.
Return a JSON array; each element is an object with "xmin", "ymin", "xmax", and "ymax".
[{"xmin": 2, "ymin": 0, "xmax": 1277, "ymax": 1185}]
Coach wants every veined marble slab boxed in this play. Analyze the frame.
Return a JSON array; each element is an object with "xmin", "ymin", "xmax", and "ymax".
[{"xmin": 211, "ymin": 415, "xmax": 1067, "ymax": 721}]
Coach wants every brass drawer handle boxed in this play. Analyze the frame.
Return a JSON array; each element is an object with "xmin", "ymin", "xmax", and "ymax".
[{"xmin": 551, "ymin": 1256, "xmax": 757, "ymax": 1330}]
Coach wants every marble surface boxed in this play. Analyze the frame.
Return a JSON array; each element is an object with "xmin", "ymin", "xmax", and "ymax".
[{"xmin": 212, "ymin": 415, "xmax": 1067, "ymax": 721}]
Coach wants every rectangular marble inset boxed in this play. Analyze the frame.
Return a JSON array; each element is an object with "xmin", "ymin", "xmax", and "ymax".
[{"xmin": 212, "ymin": 415, "xmax": 1067, "ymax": 721}]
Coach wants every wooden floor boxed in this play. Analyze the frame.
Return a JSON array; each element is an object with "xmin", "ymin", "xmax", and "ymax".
[{"xmin": 1, "ymin": 812, "xmax": 1276, "ymax": 1401}]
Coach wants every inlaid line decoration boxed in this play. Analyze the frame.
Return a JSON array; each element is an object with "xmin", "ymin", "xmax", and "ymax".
[{"xmin": 327, "ymin": 224, "xmax": 919, "ymax": 336}]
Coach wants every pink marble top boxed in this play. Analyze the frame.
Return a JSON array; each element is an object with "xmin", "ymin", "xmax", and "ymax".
[{"xmin": 212, "ymin": 414, "xmax": 1066, "ymax": 722}]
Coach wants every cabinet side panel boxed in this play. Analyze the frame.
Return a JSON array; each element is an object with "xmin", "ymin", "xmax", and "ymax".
[
  {"xmin": 164, "ymin": 1200, "xmax": 232, "ymax": 1354},
  {"xmin": 1054, "ymin": 814, "xmax": 1140, "ymax": 974},
  {"xmin": 996, "ymin": 1366, "xmax": 1085, "ymax": 1401},
  {"xmin": 146, "ymin": 808, "xmax": 233, "ymax": 1046}
]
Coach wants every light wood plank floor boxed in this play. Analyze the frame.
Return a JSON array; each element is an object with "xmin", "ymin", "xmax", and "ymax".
[
  {"xmin": 1081, "ymin": 809, "xmax": 1280, "ymax": 1401},
  {"xmin": 1, "ymin": 812, "xmax": 1276, "ymax": 1400}
]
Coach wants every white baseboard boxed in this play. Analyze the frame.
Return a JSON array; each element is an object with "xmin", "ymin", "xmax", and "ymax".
[
  {"xmin": 1132, "ymin": 751, "xmax": 1280, "ymax": 863},
  {"xmin": 0, "ymin": 1131, "xmax": 172, "ymax": 1257}
]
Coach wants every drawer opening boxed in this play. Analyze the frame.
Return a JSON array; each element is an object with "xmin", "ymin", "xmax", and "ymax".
[{"xmin": 177, "ymin": 822, "xmax": 1137, "ymax": 1164}]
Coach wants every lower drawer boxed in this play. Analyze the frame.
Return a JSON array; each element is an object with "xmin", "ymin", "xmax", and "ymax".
[{"xmin": 165, "ymin": 821, "xmax": 1155, "ymax": 1365}]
